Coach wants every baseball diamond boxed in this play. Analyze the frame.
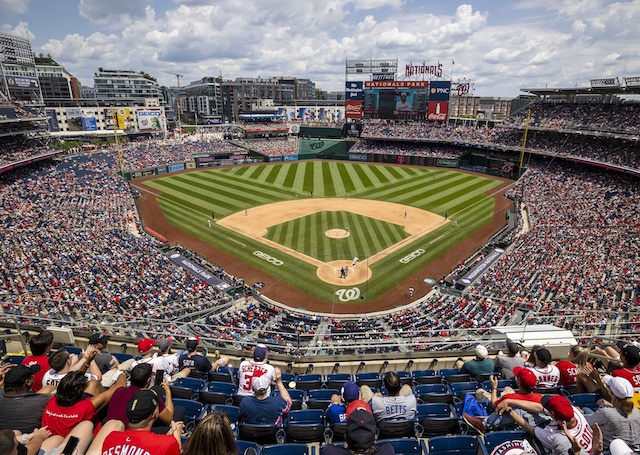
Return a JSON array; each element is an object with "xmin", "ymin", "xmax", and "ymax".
[{"xmin": 134, "ymin": 160, "xmax": 514, "ymax": 310}]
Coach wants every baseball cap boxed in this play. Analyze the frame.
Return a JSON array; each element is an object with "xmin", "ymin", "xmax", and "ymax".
[
  {"xmin": 342, "ymin": 381, "xmax": 360, "ymax": 403},
  {"xmin": 126, "ymin": 389, "xmax": 160, "ymax": 424},
  {"xmin": 609, "ymin": 439, "xmax": 635, "ymax": 455},
  {"xmin": 621, "ymin": 343, "xmax": 640, "ymax": 366},
  {"xmin": 253, "ymin": 344, "xmax": 268, "ymax": 361},
  {"xmin": 251, "ymin": 374, "xmax": 272, "ymax": 393},
  {"xmin": 536, "ymin": 348, "xmax": 552, "ymax": 364},
  {"xmin": 345, "ymin": 399, "xmax": 373, "ymax": 419},
  {"xmin": 400, "ymin": 92, "xmax": 408, "ymax": 96},
  {"xmin": 346, "ymin": 409, "xmax": 377, "ymax": 451},
  {"xmin": 48, "ymin": 349, "xmax": 70, "ymax": 371},
  {"xmin": 4, "ymin": 364, "xmax": 41, "ymax": 389},
  {"xmin": 89, "ymin": 333, "xmax": 109, "ymax": 345},
  {"xmin": 137, "ymin": 338, "xmax": 156, "ymax": 354},
  {"xmin": 541, "ymin": 395, "xmax": 574, "ymax": 422},
  {"xmin": 603, "ymin": 375, "xmax": 634, "ymax": 399},
  {"xmin": 186, "ymin": 336, "xmax": 200, "ymax": 351},
  {"xmin": 475, "ymin": 345, "xmax": 488, "ymax": 359},
  {"xmin": 513, "ymin": 366, "xmax": 537, "ymax": 390},
  {"xmin": 157, "ymin": 338, "xmax": 171, "ymax": 352}
]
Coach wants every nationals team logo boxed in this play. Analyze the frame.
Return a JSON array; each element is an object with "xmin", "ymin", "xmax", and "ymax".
[{"xmin": 335, "ymin": 288, "xmax": 361, "ymax": 302}]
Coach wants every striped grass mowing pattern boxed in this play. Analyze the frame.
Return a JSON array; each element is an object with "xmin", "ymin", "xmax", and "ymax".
[
  {"xmin": 265, "ymin": 211, "xmax": 410, "ymax": 261},
  {"xmin": 143, "ymin": 161, "xmax": 504, "ymax": 302}
]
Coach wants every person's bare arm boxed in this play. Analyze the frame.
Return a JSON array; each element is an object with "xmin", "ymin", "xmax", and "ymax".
[
  {"xmin": 158, "ymin": 377, "xmax": 175, "ymax": 424},
  {"xmin": 274, "ymin": 367, "xmax": 291, "ymax": 404},
  {"xmin": 495, "ymin": 398, "xmax": 544, "ymax": 415},
  {"xmin": 90, "ymin": 370, "xmax": 126, "ymax": 410}
]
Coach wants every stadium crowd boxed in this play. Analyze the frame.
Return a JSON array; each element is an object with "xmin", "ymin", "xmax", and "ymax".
[{"xmin": 232, "ymin": 137, "xmax": 299, "ymax": 156}]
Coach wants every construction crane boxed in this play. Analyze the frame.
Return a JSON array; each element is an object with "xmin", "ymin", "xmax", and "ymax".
[{"xmin": 161, "ymin": 70, "xmax": 184, "ymax": 135}]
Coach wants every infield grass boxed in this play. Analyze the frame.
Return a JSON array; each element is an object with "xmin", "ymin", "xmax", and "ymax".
[{"xmin": 143, "ymin": 161, "xmax": 504, "ymax": 303}]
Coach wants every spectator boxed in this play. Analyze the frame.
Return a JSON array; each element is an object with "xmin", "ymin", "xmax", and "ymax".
[
  {"xmin": 529, "ymin": 348, "xmax": 560, "ymax": 388},
  {"xmin": 178, "ymin": 337, "xmax": 228, "ymax": 374},
  {"xmin": 155, "ymin": 338, "xmax": 180, "ymax": 379},
  {"xmin": 611, "ymin": 344, "xmax": 640, "ymax": 392},
  {"xmin": 0, "ymin": 427, "xmax": 50, "ymax": 455},
  {"xmin": 181, "ymin": 411, "xmax": 237, "ymax": 455},
  {"xmin": 583, "ymin": 376, "xmax": 640, "ymax": 451},
  {"xmin": 131, "ymin": 338, "xmax": 164, "ymax": 384},
  {"xmin": 41, "ymin": 370, "xmax": 126, "ymax": 439},
  {"xmin": 459, "ymin": 345, "xmax": 495, "ymax": 378},
  {"xmin": 21, "ymin": 331, "xmax": 54, "ymax": 392},
  {"xmin": 88, "ymin": 333, "xmax": 120, "ymax": 387},
  {"xmin": 0, "ymin": 365, "xmax": 53, "ymax": 433},
  {"xmin": 321, "ymin": 408, "xmax": 395, "ymax": 455},
  {"xmin": 100, "ymin": 389, "xmax": 184, "ymax": 455},
  {"xmin": 326, "ymin": 381, "xmax": 361, "ymax": 425},
  {"xmin": 238, "ymin": 368, "xmax": 291, "ymax": 425},
  {"xmin": 237, "ymin": 343, "xmax": 276, "ymax": 399},
  {"xmin": 555, "ymin": 345, "xmax": 591, "ymax": 390},
  {"xmin": 105, "ymin": 363, "xmax": 182, "ymax": 431},
  {"xmin": 494, "ymin": 340, "xmax": 524, "ymax": 380},
  {"xmin": 41, "ymin": 346, "xmax": 101, "ymax": 388},
  {"xmin": 363, "ymin": 372, "xmax": 417, "ymax": 422}
]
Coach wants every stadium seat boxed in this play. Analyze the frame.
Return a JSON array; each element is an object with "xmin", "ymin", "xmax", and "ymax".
[
  {"xmin": 327, "ymin": 422, "xmax": 347, "ymax": 442},
  {"xmin": 426, "ymin": 435, "xmax": 477, "ymax": 455},
  {"xmin": 448, "ymin": 381, "xmax": 480, "ymax": 400},
  {"xmin": 306, "ymin": 388, "xmax": 339, "ymax": 410},
  {"xmin": 60, "ymin": 346, "xmax": 82, "ymax": 356},
  {"xmin": 395, "ymin": 370, "xmax": 413, "ymax": 386},
  {"xmin": 238, "ymin": 423, "xmax": 285, "ymax": 445},
  {"xmin": 170, "ymin": 377, "xmax": 206, "ymax": 400},
  {"xmin": 416, "ymin": 403, "xmax": 462, "ymax": 437},
  {"xmin": 262, "ymin": 443, "xmax": 308, "ymax": 455},
  {"xmin": 570, "ymin": 393, "xmax": 600, "ymax": 411},
  {"xmin": 284, "ymin": 409, "xmax": 325, "ymax": 443},
  {"xmin": 376, "ymin": 418, "xmax": 418, "ymax": 439},
  {"xmin": 355, "ymin": 372, "xmax": 382, "ymax": 389},
  {"xmin": 438, "ymin": 368, "xmax": 460, "ymax": 377},
  {"xmin": 236, "ymin": 440, "xmax": 260, "ymax": 455},
  {"xmin": 412, "ymin": 369, "xmax": 441, "ymax": 385},
  {"xmin": 281, "ymin": 373, "xmax": 296, "ymax": 389},
  {"xmin": 442, "ymin": 374, "xmax": 473, "ymax": 384},
  {"xmin": 208, "ymin": 367, "xmax": 234, "ymax": 383},
  {"xmin": 294, "ymin": 373, "xmax": 323, "ymax": 391},
  {"xmin": 481, "ymin": 379, "xmax": 513, "ymax": 393},
  {"xmin": 2, "ymin": 355, "xmax": 25, "ymax": 365},
  {"xmin": 376, "ymin": 438, "xmax": 426, "ymax": 455},
  {"xmin": 211, "ymin": 404, "xmax": 240, "ymax": 425},
  {"xmin": 416, "ymin": 384, "xmax": 454, "ymax": 405},
  {"xmin": 171, "ymin": 398, "xmax": 206, "ymax": 432},
  {"xmin": 325, "ymin": 373, "xmax": 352, "ymax": 390},
  {"xmin": 111, "ymin": 352, "xmax": 134, "ymax": 364},
  {"xmin": 199, "ymin": 381, "xmax": 237, "ymax": 405}
]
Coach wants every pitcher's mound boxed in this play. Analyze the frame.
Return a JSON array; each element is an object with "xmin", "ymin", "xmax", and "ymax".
[
  {"xmin": 317, "ymin": 260, "xmax": 372, "ymax": 285},
  {"xmin": 326, "ymin": 229, "xmax": 349, "ymax": 239}
]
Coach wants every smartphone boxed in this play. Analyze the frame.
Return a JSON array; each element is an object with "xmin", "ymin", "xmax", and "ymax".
[
  {"xmin": 61, "ymin": 436, "xmax": 80, "ymax": 455},
  {"xmin": 156, "ymin": 369, "xmax": 165, "ymax": 384}
]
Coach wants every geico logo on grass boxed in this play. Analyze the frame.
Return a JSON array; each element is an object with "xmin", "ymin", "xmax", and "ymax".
[
  {"xmin": 253, "ymin": 251, "xmax": 284, "ymax": 266},
  {"xmin": 335, "ymin": 288, "xmax": 361, "ymax": 302},
  {"xmin": 399, "ymin": 248, "xmax": 426, "ymax": 264}
]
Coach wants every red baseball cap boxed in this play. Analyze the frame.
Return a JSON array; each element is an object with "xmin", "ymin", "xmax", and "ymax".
[
  {"xmin": 542, "ymin": 395, "xmax": 574, "ymax": 422},
  {"xmin": 346, "ymin": 399, "xmax": 372, "ymax": 419},
  {"xmin": 513, "ymin": 366, "xmax": 537, "ymax": 389},
  {"xmin": 138, "ymin": 338, "xmax": 156, "ymax": 353}
]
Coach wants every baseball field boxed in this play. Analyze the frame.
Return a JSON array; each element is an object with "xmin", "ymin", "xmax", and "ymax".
[{"xmin": 135, "ymin": 161, "xmax": 511, "ymax": 308}]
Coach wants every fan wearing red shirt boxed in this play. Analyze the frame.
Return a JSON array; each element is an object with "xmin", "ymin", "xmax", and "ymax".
[
  {"xmin": 612, "ymin": 344, "xmax": 640, "ymax": 390},
  {"xmin": 21, "ymin": 331, "xmax": 54, "ymax": 392}
]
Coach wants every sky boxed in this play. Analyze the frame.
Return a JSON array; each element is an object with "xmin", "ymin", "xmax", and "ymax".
[{"xmin": 1, "ymin": 0, "xmax": 639, "ymax": 97}]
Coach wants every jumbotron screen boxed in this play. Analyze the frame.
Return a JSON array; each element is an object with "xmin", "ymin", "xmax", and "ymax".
[{"xmin": 363, "ymin": 81, "xmax": 429, "ymax": 120}]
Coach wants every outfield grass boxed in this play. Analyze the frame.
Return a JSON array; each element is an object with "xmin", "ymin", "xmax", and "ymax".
[{"xmin": 143, "ymin": 161, "xmax": 503, "ymax": 303}]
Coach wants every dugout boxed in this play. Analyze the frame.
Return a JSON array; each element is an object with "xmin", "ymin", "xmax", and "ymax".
[{"xmin": 490, "ymin": 324, "xmax": 577, "ymax": 360}]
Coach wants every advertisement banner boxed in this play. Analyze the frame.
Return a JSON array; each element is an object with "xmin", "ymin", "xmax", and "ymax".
[
  {"xmin": 348, "ymin": 153, "xmax": 368, "ymax": 162},
  {"xmin": 427, "ymin": 102, "xmax": 449, "ymax": 122},
  {"xmin": 283, "ymin": 155, "xmax": 298, "ymax": 161},
  {"xmin": 167, "ymin": 252, "xmax": 231, "ymax": 291},
  {"xmin": 116, "ymin": 108, "xmax": 133, "ymax": 131},
  {"xmin": 81, "ymin": 109, "xmax": 97, "ymax": 131},
  {"xmin": 66, "ymin": 108, "xmax": 82, "ymax": 131},
  {"xmin": 372, "ymin": 73, "xmax": 395, "ymax": 81},
  {"xmin": 167, "ymin": 163, "xmax": 186, "ymax": 172},
  {"xmin": 363, "ymin": 81, "xmax": 428, "ymax": 120},
  {"xmin": 6, "ymin": 75, "xmax": 39, "ymax": 89},
  {"xmin": 345, "ymin": 100, "xmax": 363, "ymax": 119},
  {"xmin": 345, "ymin": 81, "xmax": 364, "ymax": 100},
  {"xmin": 436, "ymin": 157, "xmax": 459, "ymax": 168},
  {"xmin": 428, "ymin": 81, "xmax": 451, "ymax": 101},
  {"xmin": 137, "ymin": 108, "xmax": 164, "ymax": 131}
]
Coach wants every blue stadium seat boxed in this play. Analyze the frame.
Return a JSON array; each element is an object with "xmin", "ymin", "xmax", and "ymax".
[
  {"xmin": 481, "ymin": 379, "xmax": 513, "ymax": 393},
  {"xmin": 170, "ymin": 377, "xmax": 206, "ymax": 400},
  {"xmin": 413, "ymin": 369, "xmax": 441, "ymax": 385},
  {"xmin": 306, "ymin": 388, "xmax": 339, "ymax": 410},
  {"xmin": 570, "ymin": 393, "xmax": 600, "ymax": 411},
  {"xmin": 438, "ymin": 368, "xmax": 460, "ymax": 377},
  {"xmin": 448, "ymin": 381, "xmax": 480, "ymax": 400},
  {"xmin": 208, "ymin": 367, "xmax": 234, "ymax": 383},
  {"xmin": 211, "ymin": 404, "xmax": 240, "ymax": 424},
  {"xmin": 355, "ymin": 372, "xmax": 382, "ymax": 389},
  {"xmin": 199, "ymin": 381, "xmax": 237, "ymax": 405},
  {"xmin": 262, "ymin": 443, "xmax": 308, "ymax": 455},
  {"xmin": 285, "ymin": 409, "xmax": 325, "ymax": 443},
  {"xmin": 376, "ymin": 419, "xmax": 418, "ymax": 439},
  {"xmin": 416, "ymin": 383, "xmax": 454, "ymax": 405},
  {"xmin": 327, "ymin": 422, "xmax": 347, "ymax": 442},
  {"xmin": 236, "ymin": 440, "xmax": 261, "ymax": 455},
  {"xmin": 171, "ymin": 398, "xmax": 206, "ymax": 432},
  {"xmin": 2, "ymin": 355, "xmax": 25, "ymax": 365},
  {"xmin": 111, "ymin": 352, "xmax": 134, "ymax": 364},
  {"xmin": 238, "ymin": 423, "xmax": 285, "ymax": 445},
  {"xmin": 294, "ymin": 373, "xmax": 323, "ymax": 391},
  {"xmin": 442, "ymin": 374, "xmax": 473, "ymax": 384},
  {"xmin": 478, "ymin": 430, "xmax": 530, "ymax": 455},
  {"xmin": 325, "ymin": 373, "xmax": 352, "ymax": 390},
  {"xmin": 273, "ymin": 388, "xmax": 305, "ymax": 411},
  {"xmin": 377, "ymin": 438, "xmax": 426, "ymax": 455},
  {"xmin": 281, "ymin": 373, "xmax": 296, "ymax": 389},
  {"xmin": 395, "ymin": 370, "xmax": 413, "ymax": 386},
  {"xmin": 416, "ymin": 403, "xmax": 462, "ymax": 437},
  {"xmin": 426, "ymin": 435, "xmax": 478, "ymax": 455}
]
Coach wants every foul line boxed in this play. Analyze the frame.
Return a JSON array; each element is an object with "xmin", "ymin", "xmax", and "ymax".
[{"xmin": 227, "ymin": 238, "xmax": 246, "ymax": 247}]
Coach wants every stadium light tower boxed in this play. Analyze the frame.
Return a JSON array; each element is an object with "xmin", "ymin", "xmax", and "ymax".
[{"xmin": 162, "ymin": 70, "xmax": 183, "ymax": 136}]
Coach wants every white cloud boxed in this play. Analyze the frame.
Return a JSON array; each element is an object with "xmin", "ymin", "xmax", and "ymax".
[
  {"xmin": 78, "ymin": 0, "xmax": 152, "ymax": 29},
  {"xmin": 350, "ymin": 0, "xmax": 404, "ymax": 10},
  {"xmin": 0, "ymin": 0, "xmax": 30, "ymax": 15},
  {"xmin": 0, "ymin": 21, "xmax": 35, "ymax": 41}
]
